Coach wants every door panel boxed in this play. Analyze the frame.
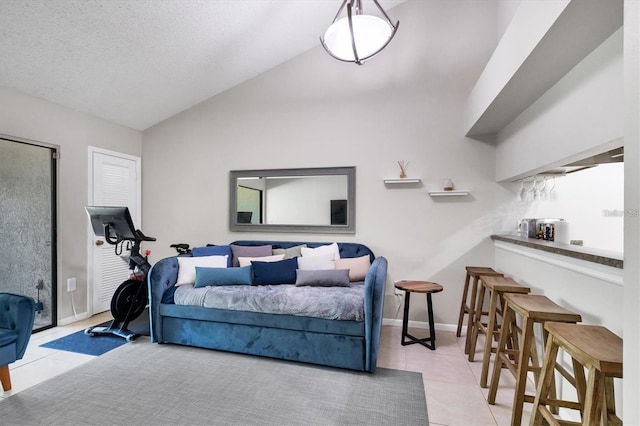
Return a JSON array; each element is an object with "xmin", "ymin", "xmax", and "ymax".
[{"xmin": 89, "ymin": 148, "xmax": 140, "ymax": 314}]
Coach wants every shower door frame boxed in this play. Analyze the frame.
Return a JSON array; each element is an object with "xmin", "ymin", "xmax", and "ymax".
[{"xmin": 0, "ymin": 133, "xmax": 58, "ymax": 332}]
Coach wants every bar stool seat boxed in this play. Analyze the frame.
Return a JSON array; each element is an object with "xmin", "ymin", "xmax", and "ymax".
[
  {"xmin": 456, "ymin": 266, "xmax": 503, "ymax": 355},
  {"xmin": 487, "ymin": 294, "xmax": 582, "ymax": 426},
  {"xmin": 531, "ymin": 322, "xmax": 623, "ymax": 426},
  {"xmin": 468, "ymin": 275, "xmax": 530, "ymax": 388}
]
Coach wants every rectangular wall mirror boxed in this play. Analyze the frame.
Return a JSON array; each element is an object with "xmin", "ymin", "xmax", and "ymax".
[{"xmin": 230, "ymin": 167, "xmax": 355, "ymax": 233}]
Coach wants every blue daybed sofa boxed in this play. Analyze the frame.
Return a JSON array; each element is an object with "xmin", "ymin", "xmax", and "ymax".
[{"xmin": 147, "ymin": 240, "xmax": 387, "ymax": 372}]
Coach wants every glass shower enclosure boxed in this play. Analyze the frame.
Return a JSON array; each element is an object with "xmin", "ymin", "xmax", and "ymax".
[{"xmin": 0, "ymin": 136, "xmax": 57, "ymax": 332}]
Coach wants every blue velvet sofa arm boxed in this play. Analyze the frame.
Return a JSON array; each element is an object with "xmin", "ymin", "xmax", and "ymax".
[
  {"xmin": 147, "ymin": 256, "xmax": 179, "ymax": 343},
  {"xmin": 0, "ymin": 293, "xmax": 36, "ymax": 360},
  {"xmin": 364, "ymin": 256, "xmax": 387, "ymax": 372}
]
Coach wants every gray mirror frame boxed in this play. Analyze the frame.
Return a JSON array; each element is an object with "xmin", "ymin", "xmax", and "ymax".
[{"xmin": 230, "ymin": 167, "xmax": 356, "ymax": 234}]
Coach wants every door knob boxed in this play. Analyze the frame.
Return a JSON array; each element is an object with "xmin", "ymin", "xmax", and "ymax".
[{"xmin": 95, "ymin": 240, "xmax": 104, "ymax": 246}]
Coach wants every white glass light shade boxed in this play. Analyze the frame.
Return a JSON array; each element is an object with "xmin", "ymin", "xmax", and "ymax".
[{"xmin": 323, "ymin": 15, "xmax": 393, "ymax": 62}]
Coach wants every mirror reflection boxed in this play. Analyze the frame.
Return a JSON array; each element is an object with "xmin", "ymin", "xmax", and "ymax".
[{"xmin": 230, "ymin": 167, "xmax": 355, "ymax": 233}]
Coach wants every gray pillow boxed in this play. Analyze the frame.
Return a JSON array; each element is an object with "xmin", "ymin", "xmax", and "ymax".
[
  {"xmin": 230, "ymin": 244, "xmax": 272, "ymax": 267},
  {"xmin": 272, "ymin": 244, "xmax": 307, "ymax": 259},
  {"xmin": 295, "ymin": 269, "xmax": 350, "ymax": 287}
]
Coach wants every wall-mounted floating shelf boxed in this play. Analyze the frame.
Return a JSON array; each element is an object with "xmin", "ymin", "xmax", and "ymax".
[
  {"xmin": 384, "ymin": 178, "xmax": 422, "ymax": 185},
  {"xmin": 428, "ymin": 190, "xmax": 470, "ymax": 197}
]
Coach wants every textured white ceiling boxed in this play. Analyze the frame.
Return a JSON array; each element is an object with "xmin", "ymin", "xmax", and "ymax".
[{"xmin": 0, "ymin": 0, "xmax": 405, "ymax": 130}]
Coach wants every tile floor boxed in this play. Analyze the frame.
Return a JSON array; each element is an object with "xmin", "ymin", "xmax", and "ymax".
[{"xmin": 1, "ymin": 315, "xmax": 533, "ymax": 425}]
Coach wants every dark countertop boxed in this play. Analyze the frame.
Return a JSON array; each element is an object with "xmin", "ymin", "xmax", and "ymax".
[{"xmin": 491, "ymin": 235, "xmax": 623, "ymax": 269}]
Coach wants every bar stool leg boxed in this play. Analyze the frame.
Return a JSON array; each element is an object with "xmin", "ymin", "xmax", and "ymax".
[
  {"xmin": 468, "ymin": 280, "xmax": 486, "ymax": 362},
  {"xmin": 464, "ymin": 276, "xmax": 480, "ymax": 354},
  {"xmin": 487, "ymin": 302, "xmax": 515, "ymax": 404},
  {"xmin": 480, "ymin": 290, "xmax": 500, "ymax": 388},
  {"xmin": 511, "ymin": 316, "xmax": 535, "ymax": 425},
  {"xmin": 531, "ymin": 334, "xmax": 560, "ymax": 426},
  {"xmin": 456, "ymin": 272, "xmax": 471, "ymax": 337},
  {"xmin": 604, "ymin": 377, "xmax": 618, "ymax": 425},
  {"xmin": 583, "ymin": 367, "xmax": 606, "ymax": 425}
]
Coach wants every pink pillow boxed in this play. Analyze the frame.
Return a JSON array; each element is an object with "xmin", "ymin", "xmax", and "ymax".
[{"xmin": 334, "ymin": 255, "xmax": 371, "ymax": 282}]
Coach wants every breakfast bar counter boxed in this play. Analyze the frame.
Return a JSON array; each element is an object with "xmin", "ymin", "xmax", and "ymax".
[{"xmin": 491, "ymin": 235, "xmax": 623, "ymax": 269}]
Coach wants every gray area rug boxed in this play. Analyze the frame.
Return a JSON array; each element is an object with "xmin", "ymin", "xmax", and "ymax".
[{"xmin": 1, "ymin": 339, "xmax": 428, "ymax": 425}]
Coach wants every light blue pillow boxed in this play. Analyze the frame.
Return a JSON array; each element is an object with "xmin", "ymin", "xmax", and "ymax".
[
  {"xmin": 295, "ymin": 269, "xmax": 350, "ymax": 287},
  {"xmin": 194, "ymin": 266, "xmax": 252, "ymax": 287}
]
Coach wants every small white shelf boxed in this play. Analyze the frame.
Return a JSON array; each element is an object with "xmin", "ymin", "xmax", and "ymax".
[
  {"xmin": 384, "ymin": 178, "xmax": 421, "ymax": 184},
  {"xmin": 428, "ymin": 190, "xmax": 470, "ymax": 197}
]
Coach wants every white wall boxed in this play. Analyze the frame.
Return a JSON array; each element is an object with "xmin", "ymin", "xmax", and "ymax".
[
  {"xmin": 623, "ymin": 1, "xmax": 640, "ymax": 423},
  {"xmin": 142, "ymin": 0, "xmax": 513, "ymax": 324},
  {"xmin": 495, "ymin": 28, "xmax": 623, "ymax": 182},
  {"xmin": 0, "ymin": 87, "xmax": 142, "ymax": 323}
]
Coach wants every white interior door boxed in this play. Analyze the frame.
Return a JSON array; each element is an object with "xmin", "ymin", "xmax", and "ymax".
[{"xmin": 88, "ymin": 147, "xmax": 141, "ymax": 314}]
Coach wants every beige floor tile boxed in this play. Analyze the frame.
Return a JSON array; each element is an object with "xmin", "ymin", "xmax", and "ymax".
[
  {"xmin": 377, "ymin": 345, "xmax": 406, "ymax": 370},
  {"xmin": 424, "ymin": 380, "xmax": 497, "ymax": 425},
  {"xmin": 405, "ymin": 350, "xmax": 478, "ymax": 386}
]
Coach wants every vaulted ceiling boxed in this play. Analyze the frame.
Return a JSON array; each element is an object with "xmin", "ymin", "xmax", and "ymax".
[{"xmin": 0, "ymin": 0, "xmax": 406, "ymax": 130}]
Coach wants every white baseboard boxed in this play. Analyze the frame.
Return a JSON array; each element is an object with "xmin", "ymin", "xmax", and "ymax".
[
  {"xmin": 58, "ymin": 311, "xmax": 91, "ymax": 326},
  {"xmin": 382, "ymin": 317, "xmax": 462, "ymax": 333}
]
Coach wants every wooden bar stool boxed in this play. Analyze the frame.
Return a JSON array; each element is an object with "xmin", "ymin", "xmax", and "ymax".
[
  {"xmin": 487, "ymin": 294, "xmax": 582, "ymax": 426},
  {"xmin": 468, "ymin": 275, "xmax": 530, "ymax": 388},
  {"xmin": 531, "ymin": 322, "xmax": 623, "ymax": 426},
  {"xmin": 456, "ymin": 266, "xmax": 503, "ymax": 355}
]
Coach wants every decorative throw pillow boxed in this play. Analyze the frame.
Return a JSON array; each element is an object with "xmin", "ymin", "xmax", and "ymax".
[
  {"xmin": 238, "ymin": 254, "xmax": 285, "ymax": 267},
  {"xmin": 194, "ymin": 266, "xmax": 252, "ymax": 287},
  {"xmin": 252, "ymin": 257, "xmax": 298, "ymax": 285},
  {"xmin": 297, "ymin": 253, "xmax": 335, "ymax": 270},
  {"xmin": 295, "ymin": 269, "xmax": 350, "ymax": 287},
  {"xmin": 334, "ymin": 255, "xmax": 371, "ymax": 281},
  {"xmin": 192, "ymin": 245, "xmax": 233, "ymax": 267},
  {"xmin": 176, "ymin": 255, "xmax": 228, "ymax": 286},
  {"xmin": 272, "ymin": 244, "xmax": 307, "ymax": 259},
  {"xmin": 230, "ymin": 244, "xmax": 273, "ymax": 267},
  {"xmin": 301, "ymin": 242, "xmax": 340, "ymax": 260}
]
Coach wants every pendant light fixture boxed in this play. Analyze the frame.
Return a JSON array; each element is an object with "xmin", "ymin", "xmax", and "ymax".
[{"xmin": 320, "ymin": 0, "xmax": 399, "ymax": 65}]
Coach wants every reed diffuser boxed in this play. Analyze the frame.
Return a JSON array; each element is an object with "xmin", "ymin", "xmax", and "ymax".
[{"xmin": 398, "ymin": 160, "xmax": 409, "ymax": 178}]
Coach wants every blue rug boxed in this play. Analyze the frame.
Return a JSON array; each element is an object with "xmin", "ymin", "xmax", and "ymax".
[
  {"xmin": 40, "ymin": 310, "xmax": 150, "ymax": 356},
  {"xmin": 40, "ymin": 322, "xmax": 129, "ymax": 356}
]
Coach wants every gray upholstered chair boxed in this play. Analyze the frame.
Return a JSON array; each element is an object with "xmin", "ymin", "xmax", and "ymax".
[{"xmin": 0, "ymin": 293, "xmax": 36, "ymax": 391}]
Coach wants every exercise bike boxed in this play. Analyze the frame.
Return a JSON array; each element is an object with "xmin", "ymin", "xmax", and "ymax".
[{"xmin": 84, "ymin": 206, "xmax": 156, "ymax": 342}]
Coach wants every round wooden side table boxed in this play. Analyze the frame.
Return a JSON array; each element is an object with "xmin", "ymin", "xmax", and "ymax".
[{"xmin": 394, "ymin": 280, "xmax": 444, "ymax": 350}]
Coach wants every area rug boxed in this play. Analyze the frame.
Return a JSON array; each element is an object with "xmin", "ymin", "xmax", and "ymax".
[
  {"xmin": 39, "ymin": 309, "xmax": 150, "ymax": 356},
  {"xmin": 2, "ymin": 342, "xmax": 428, "ymax": 425}
]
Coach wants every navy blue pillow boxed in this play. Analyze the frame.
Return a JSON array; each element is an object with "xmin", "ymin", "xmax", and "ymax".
[
  {"xmin": 251, "ymin": 257, "xmax": 298, "ymax": 285},
  {"xmin": 194, "ymin": 266, "xmax": 252, "ymax": 287},
  {"xmin": 192, "ymin": 245, "xmax": 233, "ymax": 267}
]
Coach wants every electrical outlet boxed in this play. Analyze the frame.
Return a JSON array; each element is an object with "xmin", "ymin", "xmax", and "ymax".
[
  {"xmin": 394, "ymin": 287, "xmax": 404, "ymax": 296},
  {"xmin": 67, "ymin": 277, "xmax": 77, "ymax": 292}
]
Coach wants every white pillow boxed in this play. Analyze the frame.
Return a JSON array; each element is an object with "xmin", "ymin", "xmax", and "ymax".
[
  {"xmin": 301, "ymin": 242, "xmax": 340, "ymax": 260},
  {"xmin": 297, "ymin": 253, "xmax": 335, "ymax": 271},
  {"xmin": 176, "ymin": 255, "xmax": 228, "ymax": 286},
  {"xmin": 238, "ymin": 254, "xmax": 285, "ymax": 267}
]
